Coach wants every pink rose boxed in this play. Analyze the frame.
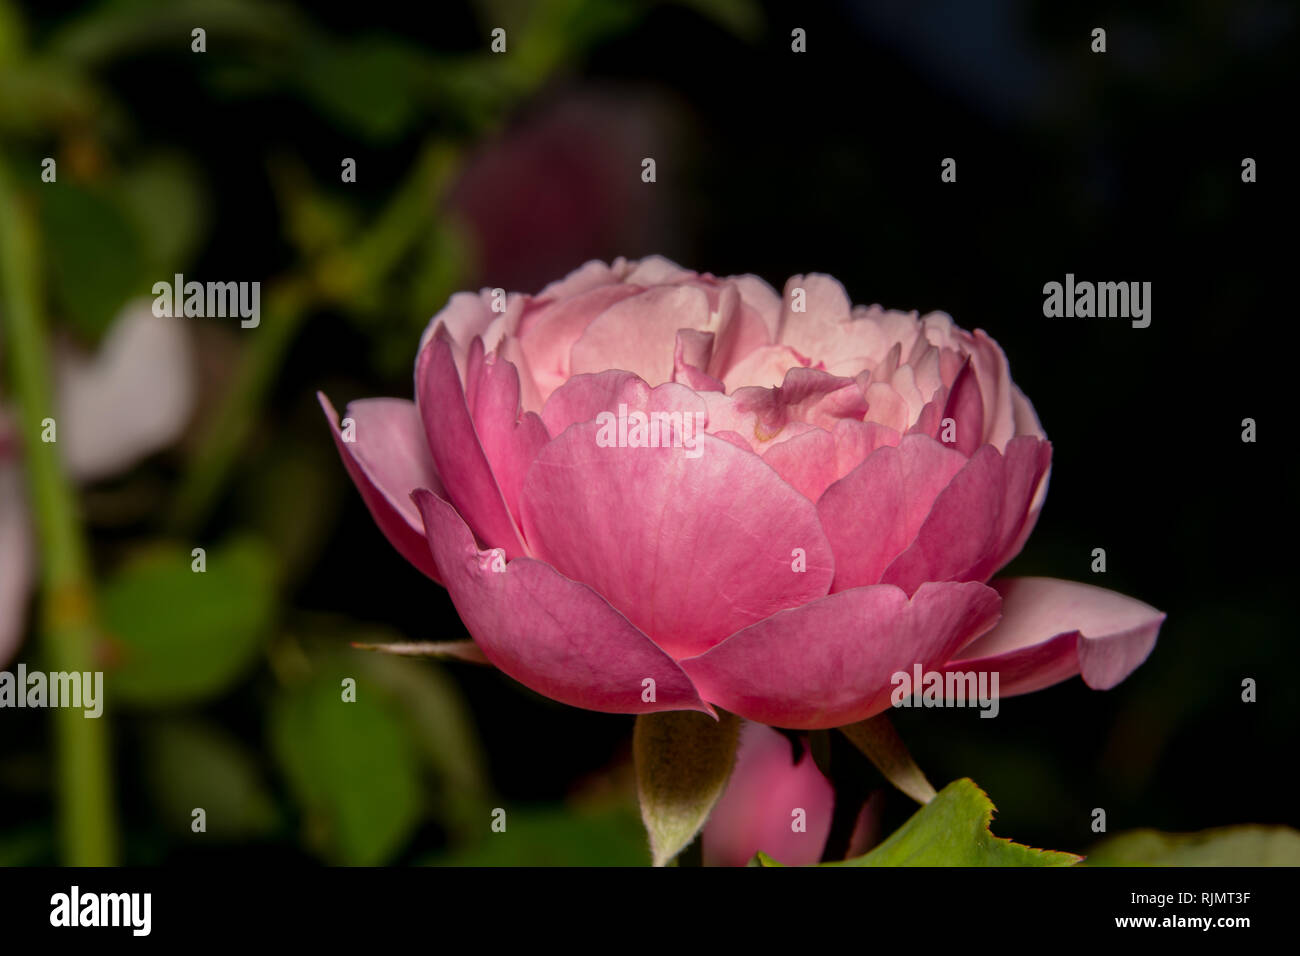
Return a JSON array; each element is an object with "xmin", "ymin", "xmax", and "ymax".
[{"xmin": 321, "ymin": 257, "xmax": 1163, "ymax": 728}]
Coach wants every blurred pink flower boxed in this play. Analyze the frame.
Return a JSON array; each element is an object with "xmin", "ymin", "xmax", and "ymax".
[
  {"xmin": 446, "ymin": 88, "xmax": 680, "ymax": 293},
  {"xmin": 0, "ymin": 302, "xmax": 194, "ymax": 663},
  {"xmin": 323, "ymin": 256, "xmax": 1164, "ymax": 728},
  {"xmin": 702, "ymin": 721, "xmax": 834, "ymax": 866}
]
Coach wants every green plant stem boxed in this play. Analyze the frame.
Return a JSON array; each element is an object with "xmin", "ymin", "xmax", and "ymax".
[{"xmin": 0, "ymin": 156, "xmax": 116, "ymax": 865}]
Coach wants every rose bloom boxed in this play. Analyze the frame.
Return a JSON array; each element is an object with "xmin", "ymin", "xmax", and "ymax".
[{"xmin": 321, "ymin": 257, "xmax": 1163, "ymax": 729}]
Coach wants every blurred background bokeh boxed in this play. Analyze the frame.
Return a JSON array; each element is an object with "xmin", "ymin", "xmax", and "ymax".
[{"xmin": 0, "ymin": 0, "xmax": 1294, "ymax": 865}]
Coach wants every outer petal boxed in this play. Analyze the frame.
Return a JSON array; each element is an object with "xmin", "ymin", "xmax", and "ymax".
[
  {"xmin": 702, "ymin": 722, "xmax": 834, "ymax": 867},
  {"xmin": 319, "ymin": 393, "xmax": 443, "ymax": 582},
  {"xmin": 944, "ymin": 577, "xmax": 1164, "ymax": 695},
  {"xmin": 414, "ymin": 490, "xmax": 710, "ymax": 715},
  {"xmin": 415, "ymin": 333, "xmax": 528, "ymax": 557},
  {"xmin": 521, "ymin": 424, "xmax": 835, "ymax": 660},
  {"xmin": 680, "ymin": 581, "xmax": 1002, "ymax": 729}
]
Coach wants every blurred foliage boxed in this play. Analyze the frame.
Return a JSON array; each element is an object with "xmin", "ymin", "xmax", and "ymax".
[
  {"xmin": 101, "ymin": 538, "xmax": 277, "ymax": 706},
  {"xmin": 1086, "ymin": 826, "xmax": 1300, "ymax": 867}
]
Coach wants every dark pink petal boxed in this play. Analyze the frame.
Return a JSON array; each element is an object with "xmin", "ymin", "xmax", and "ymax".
[
  {"xmin": 462, "ymin": 342, "xmax": 551, "ymax": 526},
  {"xmin": 415, "ymin": 334, "xmax": 528, "ymax": 557},
  {"xmin": 680, "ymin": 581, "xmax": 1002, "ymax": 729},
  {"xmin": 414, "ymin": 490, "xmax": 710, "ymax": 715},
  {"xmin": 879, "ymin": 436, "xmax": 1051, "ymax": 594},
  {"xmin": 816, "ymin": 434, "xmax": 967, "ymax": 592},
  {"xmin": 319, "ymin": 392, "xmax": 443, "ymax": 582},
  {"xmin": 521, "ymin": 424, "xmax": 835, "ymax": 660},
  {"xmin": 941, "ymin": 359, "xmax": 984, "ymax": 456},
  {"xmin": 702, "ymin": 722, "xmax": 834, "ymax": 867},
  {"xmin": 945, "ymin": 577, "xmax": 1164, "ymax": 695}
]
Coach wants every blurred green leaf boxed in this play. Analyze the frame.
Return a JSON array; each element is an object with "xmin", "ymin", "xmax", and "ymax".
[
  {"xmin": 270, "ymin": 671, "xmax": 422, "ymax": 865},
  {"xmin": 40, "ymin": 181, "xmax": 147, "ymax": 341},
  {"xmin": 102, "ymin": 538, "xmax": 276, "ymax": 706},
  {"xmin": 294, "ymin": 37, "xmax": 425, "ymax": 142},
  {"xmin": 115, "ymin": 153, "xmax": 208, "ymax": 274},
  {"xmin": 1085, "ymin": 825, "xmax": 1300, "ymax": 866},
  {"xmin": 143, "ymin": 719, "xmax": 278, "ymax": 840},
  {"xmin": 350, "ymin": 647, "xmax": 490, "ymax": 839},
  {"xmin": 761, "ymin": 778, "xmax": 1080, "ymax": 867},
  {"xmin": 422, "ymin": 801, "xmax": 648, "ymax": 866},
  {"xmin": 51, "ymin": 0, "xmax": 305, "ymax": 67}
]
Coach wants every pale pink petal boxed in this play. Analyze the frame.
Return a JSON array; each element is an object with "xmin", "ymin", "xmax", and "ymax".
[
  {"xmin": 319, "ymin": 393, "xmax": 443, "ymax": 582},
  {"xmin": 945, "ymin": 577, "xmax": 1164, "ymax": 694},
  {"xmin": 569, "ymin": 284, "xmax": 714, "ymax": 386},
  {"xmin": 680, "ymin": 581, "xmax": 1002, "ymax": 729},
  {"xmin": 414, "ymin": 490, "xmax": 710, "ymax": 715}
]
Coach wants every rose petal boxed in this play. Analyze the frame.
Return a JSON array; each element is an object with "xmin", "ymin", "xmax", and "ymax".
[
  {"xmin": 415, "ymin": 334, "xmax": 528, "ymax": 557},
  {"xmin": 680, "ymin": 580, "xmax": 1002, "ymax": 729},
  {"xmin": 319, "ymin": 393, "xmax": 443, "ymax": 582},
  {"xmin": 817, "ymin": 434, "xmax": 968, "ymax": 592},
  {"xmin": 414, "ymin": 489, "xmax": 710, "ymax": 715},
  {"xmin": 945, "ymin": 577, "xmax": 1164, "ymax": 695},
  {"xmin": 521, "ymin": 423, "xmax": 835, "ymax": 659}
]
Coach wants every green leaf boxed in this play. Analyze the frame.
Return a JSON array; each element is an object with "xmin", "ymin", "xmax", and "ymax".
[
  {"xmin": 294, "ymin": 37, "xmax": 425, "ymax": 142},
  {"xmin": 269, "ymin": 671, "xmax": 422, "ymax": 865},
  {"xmin": 422, "ymin": 801, "xmax": 649, "ymax": 867},
  {"xmin": 1085, "ymin": 826, "xmax": 1300, "ymax": 866},
  {"xmin": 115, "ymin": 154, "xmax": 208, "ymax": 275},
  {"xmin": 349, "ymin": 648, "xmax": 491, "ymax": 839},
  {"xmin": 633, "ymin": 709, "xmax": 739, "ymax": 866},
  {"xmin": 142, "ymin": 719, "xmax": 278, "ymax": 840},
  {"xmin": 101, "ymin": 538, "xmax": 276, "ymax": 706},
  {"xmin": 838, "ymin": 714, "xmax": 937, "ymax": 805},
  {"xmin": 39, "ymin": 181, "xmax": 147, "ymax": 341},
  {"xmin": 761, "ymin": 778, "xmax": 1080, "ymax": 867}
]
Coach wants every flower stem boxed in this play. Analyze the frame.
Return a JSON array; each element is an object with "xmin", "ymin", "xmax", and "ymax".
[{"xmin": 0, "ymin": 156, "xmax": 117, "ymax": 865}]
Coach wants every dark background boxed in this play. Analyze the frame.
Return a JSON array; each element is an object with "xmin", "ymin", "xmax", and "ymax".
[{"xmin": 3, "ymin": 0, "xmax": 1294, "ymax": 864}]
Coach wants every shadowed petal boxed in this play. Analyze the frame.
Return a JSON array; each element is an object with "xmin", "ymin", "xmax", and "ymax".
[{"xmin": 945, "ymin": 577, "xmax": 1164, "ymax": 695}]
